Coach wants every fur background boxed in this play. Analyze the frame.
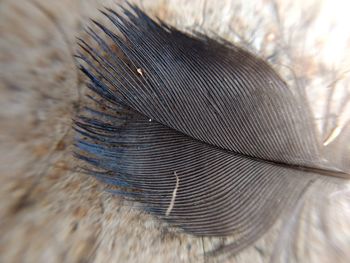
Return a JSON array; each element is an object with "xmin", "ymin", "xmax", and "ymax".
[{"xmin": 1, "ymin": 0, "xmax": 349, "ymax": 262}]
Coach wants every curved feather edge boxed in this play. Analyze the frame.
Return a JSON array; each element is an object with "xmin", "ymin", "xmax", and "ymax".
[{"xmin": 74, "ymin": 99, "xmax": 316, "ymax": 255}]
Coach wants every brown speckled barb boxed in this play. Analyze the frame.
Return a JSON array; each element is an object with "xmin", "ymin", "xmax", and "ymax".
[{"xmin": 74, "ymin": 4, "xmax": 349, "ymax": 255}]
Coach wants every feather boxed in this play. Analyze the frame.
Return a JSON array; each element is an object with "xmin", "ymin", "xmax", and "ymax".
[{"xmin": 74, "ymin": 4, "xmax": 350, "ymax": 256}]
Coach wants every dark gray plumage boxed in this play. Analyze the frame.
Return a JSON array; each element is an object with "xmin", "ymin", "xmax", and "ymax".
[{"xmin": 74, "ymin": 4, "xmax": 349, "ymax": 255}]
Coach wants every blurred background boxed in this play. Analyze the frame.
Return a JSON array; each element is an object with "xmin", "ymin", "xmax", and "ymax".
[{"xmin": 0, "ymin": 0, "xmax": 349, "ymax": 262}]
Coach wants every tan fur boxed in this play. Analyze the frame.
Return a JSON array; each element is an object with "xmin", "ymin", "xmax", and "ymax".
[{"xmin": 1, "ymin": 0, "xmax": 349, "ymax": 262}]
